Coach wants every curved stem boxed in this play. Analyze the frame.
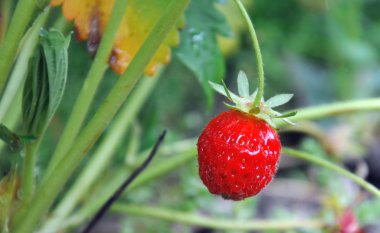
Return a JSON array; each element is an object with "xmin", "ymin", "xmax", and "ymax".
[
  {"xmin": 276, "ymin": 98, "xmax": 380, "ymax": 128},
  {"xmin": 0, "ymin": 0, "xmax": 40, "ymax": 95},
  {"xmin": 12, "ymin": 1, "xmax": 190, "ymax": 232},
  {"xmin": 44, "ymin": 0, "xmax": 130, "ymax": 180},
  {"xmin": 282, "ymin": 147, "xmax": 380, "ymax": 198},
  {"xmin": 232, "ymin": 0, "xmax": 264, "ymax": 107},
  {"xmin": 111, "ymin": 204, "xmax": 325, "ymax": 230}
]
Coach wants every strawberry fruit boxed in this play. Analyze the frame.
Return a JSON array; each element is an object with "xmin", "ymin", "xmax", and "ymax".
[{"xmin": 197, "ymin": 71, "xmax": 295, "ymax": 200}]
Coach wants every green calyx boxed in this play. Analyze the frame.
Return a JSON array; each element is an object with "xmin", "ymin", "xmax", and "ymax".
[{"xmin": 209, "ymin": 70, "xmax": 296, "ymax": 128}]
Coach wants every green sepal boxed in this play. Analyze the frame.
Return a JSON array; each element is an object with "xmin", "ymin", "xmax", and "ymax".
[
  {"xmin": 237, "ymin": 71, "xmax": 249, "ymax": 97},
  {"xmin": 223, "ymin": 102, "xmax": 240, "ymax": 111},
  {"xmin": 272, "ymin": 111, "xmax": 297, "ymax": 118},
  {"xmin": 221, "ymin": 79, "xmax": 233, "ymax": 101},
  {"xmin": 266, "ymin": 94, "xmax": 294, "ymax": 108}
]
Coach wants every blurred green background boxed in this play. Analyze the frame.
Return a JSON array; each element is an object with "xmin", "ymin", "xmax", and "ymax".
[{"xmin": 1, "ymin": 0, "xmax": 380, "ymax": 232}]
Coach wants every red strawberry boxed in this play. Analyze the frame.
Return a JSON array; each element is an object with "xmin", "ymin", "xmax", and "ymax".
[
  {"xmin": 197, "ymin": 71, "xmax": 294, "ymax": 200},
  {"xmin": 197, "ymin": 110, "xmax": 281, "ymax": 200}
]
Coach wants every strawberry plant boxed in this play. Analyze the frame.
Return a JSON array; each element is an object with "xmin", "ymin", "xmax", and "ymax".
[{"xmin": 0, "ymin": 0, "xmax": 379, "ymax": 233}]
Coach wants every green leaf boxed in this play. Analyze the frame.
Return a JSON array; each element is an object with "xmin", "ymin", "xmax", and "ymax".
[
  {"xmin": 266, "ymin": 94, "xmax": 294, "ymax": 108},
  {"xmin": 237, "ymin": 71, "xmax": 249, "ymax": 97},
  {"xmin": 356, "ymin": 198, "xmax": 380, "ymax": 225},
  {"xmin": 175, "ymin": 0, "xmax": 231, "ymax": 106},
  {"xmin": 40, "ymin": 29, "xmax": 70, "ymax": 122},
  {"xmin": 22, "ymin": 47, "xmax": 49, "ymax": 136},
  {"xmin": 22, "ymin": 29, "xmax": 69, "ymax": 136}
]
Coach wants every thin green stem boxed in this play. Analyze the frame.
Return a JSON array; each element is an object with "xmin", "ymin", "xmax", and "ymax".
[
  {"xmin": 12, "ymin": 1, "xmax": 190, "ymax": 232},
  {"xmin": 282, "ymin": 147, "xmax": 380, "ymax": 198},
  {"xmin": 0, "ymin": 0, "xmax": 40, "ymax": 95},
  {"xmin": 38, "ymin": 69, "xmax": 163, "ymax": 233},
  {"xmin": 0, "ymin": 11, "xmax": 49, "ymax": 181},
  {"xmin": 0, "ymin": 9, "xmax": 49, "ymax": 121},
  {"xmin": 44, "ymin": 0, "xmax": 130, "ymax": 180},
  {"xmin": 21, "ymin": 126, "xmax": 49, "ymax": 201},
  {"xmin": 232, "ymin": 0, "xmax": 264, "ymax": 107},
  {"xmin": 276, "ymin": 98, "xmax": 380, "ymax": 128},
  {"xmin": 22, "ymin": 142, "xmax": 38, "ymax": 199},
  {"xmin": 111, "ymin": 204, "xmax": 325, "ymax": 230}
]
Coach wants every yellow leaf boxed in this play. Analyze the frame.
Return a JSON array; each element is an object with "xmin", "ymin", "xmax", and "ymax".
[{"xmin": 51, "ymin": 0, "xmax": 183, "ymax": 76}]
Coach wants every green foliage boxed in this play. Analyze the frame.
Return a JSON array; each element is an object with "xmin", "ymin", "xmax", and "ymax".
[
  {"xmin": 356, "ymin": 198, "xmax": 380, "ymax": 225},
  {"xmin": 176, "ymin": 0, "xmax": 231, "ymax": 106},
  {"xmin": 39, "ymin": 29, "xmax": 70, "ymax": 123},
  {"xmin": 22, "ymin": 29, "xmax": 69, "ymax": 136},
  {"xmin": 22, "ymin": 47, "xmax": 49, "ymax": 136}
]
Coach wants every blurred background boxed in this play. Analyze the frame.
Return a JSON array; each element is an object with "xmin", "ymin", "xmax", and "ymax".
[{"xmin": 1, "ymin": 0, "xmax": 380, "ymax": 232}]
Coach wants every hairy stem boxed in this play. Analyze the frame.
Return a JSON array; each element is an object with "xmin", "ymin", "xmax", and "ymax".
[
  {"xmin": 282, "ymin": 147, "xmax": 380, "ymax": 198},
  {"xmin": 44, "ymin": 0, "xmax": 130, "ymax": 180},
  {"xmin": 12, "ymin": 1, "xmax": 190, "ymax": 232},
  {"xmin": 0, "ymin": 0, "xmax": 40, "ymax": 95},
  {"xmin": 232, "ymin": 0, "xmax": 264, "ymax": 107},
  {"xmin": 111, "ymin": 204, "xmax": 325, "ymax": 230}
]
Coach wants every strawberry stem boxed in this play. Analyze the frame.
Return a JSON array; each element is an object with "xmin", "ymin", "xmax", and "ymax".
[
  {"xmin": 233, "ymin": 0, "xmax": 264, "ymax": 109},
  {"xmin": 283, "ymin": 147, "xmax": 380, "ymax": 198}
]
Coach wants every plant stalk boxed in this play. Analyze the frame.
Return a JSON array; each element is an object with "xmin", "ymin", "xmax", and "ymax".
[
  {"xmin": 0, "ymin": 9, "xmax": 49, "ymax": 121},
  {"xmin": 44, "ymin": 0, "xmax": 130, "ymax": 180},
  {"xmin": 232, "ymin": 0, "xmax": 264, "ymax": 108},
  {"xmin": 22, "ymin": 142, "xmax": 38, "ymax": 199},
  {"xmin": 0, "ymin": 0, "xmax": 40, "ymax": 95},
  {"xmin": 111, "ymin": 204, "xmax": 325, "ymax": 230},
  {"xmin": 276, "ymin": 98, "xmax": 380, "ymax": 128},
  {"xmin": 12, "ymin": 1, "xmax": 190, "ymax": 232},
  {"xmin": 282, "ymin": 147, "xmax": 380, "ymax": 198}
]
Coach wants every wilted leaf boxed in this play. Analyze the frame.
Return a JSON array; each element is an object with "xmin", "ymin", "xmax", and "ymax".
[
  {"xmin": 175, "ymin": 0, "xmax": 231, "ymax": 106},
  {"xmin": 51, "ymin": 0, "xmax": 184, "ymax": 76}
]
